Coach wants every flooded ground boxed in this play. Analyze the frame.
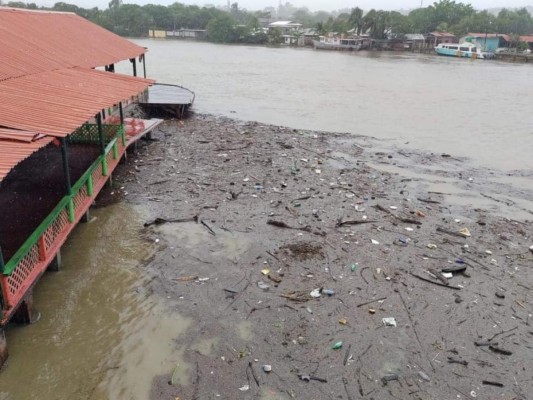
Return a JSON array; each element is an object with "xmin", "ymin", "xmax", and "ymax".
[
  {"xmin": 124, "ymin": 116, "xmax": 532, "ymax": 399},
  {"xmin": 1, "ymin": 115, "xmax": 532, "ymax": 399}
]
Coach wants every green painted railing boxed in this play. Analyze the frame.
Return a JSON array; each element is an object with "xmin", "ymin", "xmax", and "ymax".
[
  {"xmin": 1, "ymin": 125, "xmax": 124, "ymax": 276},
  {"xmin": 69, "ymin": 123, "xmax": 122, "ymax": 145},
  {"xmin": 0, "ymin": 125, "xmax": 125, "ymax": 322}
]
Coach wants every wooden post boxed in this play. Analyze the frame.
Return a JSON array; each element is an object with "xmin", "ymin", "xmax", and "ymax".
[
  {"xmin": 60, "ymin": 138, "xmax": 75, "ymax": 223},
  {"xmin": 142, "ymin": 54, "xmax": 147, "ymax": 78},
  {"xmin": 48, "ymin": 250, "xmax": 62, "ymax": 272},
  {"xmin": 119, "ymin": 102, "xmax": 124, "ymax": 125},
  {"xmin": 12, "ymin": 291, "xmax": 39, "ymax": 324},
  {"xmin": 60, "ymin": 138, "xmax": 72, "ymax": 196},
  {"xmin": 96, "ymin": 113, "xmax": 105, "ymax": 155},
  {"xmin": 130, "ymin": 58, "xmax": 137, "ymax": 77},
  {"xmin": 0, "ymin": 244, "xmax": 4, "ymax": 274},
  {"xmin": 0, "ymin": 328, "xmax": 7, "ymax": 369}
]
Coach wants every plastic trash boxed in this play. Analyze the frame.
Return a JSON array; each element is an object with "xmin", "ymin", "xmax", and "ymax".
[
  {"xmin": 262, "ymin": 365, "xmax": 272, "ymax": 372},
  {"xmin": 351, "ymin": 263, "xmax": 358, "ymax": 272},
  {"xmin": 239, "ymin": 384, "xmax": 250, "ymax": 391},
  {"xmin": 398, "ymin": 237, "xmax": 408, "ymax": 246},
  {"xmin": 382, "ymin": 317, "xmax": 397, "ymax": 327},
  {"xmin": 339, "ymin": 318, "xmax": 348, "ymax": 325},
  {"xmin": 459, "ymin": 228, "xmax": 471, "ymax": 237},
  {"xmin": 427, "ymin": 243, "xmax": 437, "ymax": 249},
  {"xmin": 529, "ymin": 245, "xmax": 533, "ymax": 253},
  {"xmin": 382, "ymin": 374, "xmax": 399, "ymax": 384},
  {"xmin": 261, "ymin": 268, "xmax": 270, "ymax": 275},
  {"xmin": 371, "ymin": 239, "xmax": 379, "ymax": 245},
  {"xmin": 332, "ymin": 341, "xmax": 343, "ymax": 349},
  {"xmin": 310, "ymin": 289, "xmax": 321, "ymax": 298},
  {"xmin": 323, "ymin": 289, "xmax": 335, "ymax": 296},
  {"xmin": 418, "ymin": 371, "xmax": 431, "ymax": 381},
  {"xmin": 257, "ymin": 282, "xmax": 270, "ymax": 291}
]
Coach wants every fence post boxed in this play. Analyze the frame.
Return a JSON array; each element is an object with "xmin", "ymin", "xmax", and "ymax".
[
  {"xmin": 87, "ymin": 174, "xmax": 93, "ymax": 196},
  {"xmin": 0, "ymin": 245, "xmax": 4, "ymax": 274}
]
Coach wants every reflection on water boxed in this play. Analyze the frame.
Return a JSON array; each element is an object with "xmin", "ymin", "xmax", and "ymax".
[
  {"xmin": 0, "ymin": 203, "xmax": 189, "ymax": 400},
  {"xmin": 119, "ymin": 39, "xmax": 533, "ymax": 172}
]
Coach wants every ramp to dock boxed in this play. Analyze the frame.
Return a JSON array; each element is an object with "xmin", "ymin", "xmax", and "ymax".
[{"xmin": 138, "ymin": 83, "xmax": 195, "ymax": 118}]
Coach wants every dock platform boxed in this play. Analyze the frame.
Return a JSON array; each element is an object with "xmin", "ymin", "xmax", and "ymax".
[
  {"xmin": 138, "ymin": 83, "xmax": 195, "ymax": 118},
  {"xmin": 0, "ymin": 119, "xmax": 161, "ymax": 326}
]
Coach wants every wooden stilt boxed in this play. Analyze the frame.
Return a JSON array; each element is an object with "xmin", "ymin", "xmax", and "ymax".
[
  {"xmin": 0, "ymin": 328, "xmax": 7, "ymax": 369},
  {"xmin": 80, "ymin": 209, "xmax": 91, "ymax": 223},
  {"xmin": 12, "ymin": 291, "xmax": 39, "ymax": 324},
  {"xmin": 48, "ymin": 249, "xmax": 62, "ymax": 272}
]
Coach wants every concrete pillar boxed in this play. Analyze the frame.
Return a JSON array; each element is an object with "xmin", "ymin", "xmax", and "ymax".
[
  {"xmin": 12, "ymin": 291, "xmax": 40, "ymax": 324},
  {"xmin": 0, "ymin": 328, "xmax": 7, "ymax": 369},
  {"xmin": 80, "ymin": 209, "xmax": 91, "ymax": 223},
  {"xmin": 48, "ymin": 250, "xmax": 62, "ymax": 272}
]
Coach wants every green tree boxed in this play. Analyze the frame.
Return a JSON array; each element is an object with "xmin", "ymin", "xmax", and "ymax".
[
  {"xmin": 268, "ymin": 27, "xmax": 283, "ymax": 44},
  {"xmin": 364, "ymin": 9, "xmax": 391, "ymax": 39},
  {"xmin": 348, "ymin": 7, "xmax": 364, "ymax": 35},
  {"xmin": 207, "ymin": 14, "xmax": 236, "ymax": 43}
]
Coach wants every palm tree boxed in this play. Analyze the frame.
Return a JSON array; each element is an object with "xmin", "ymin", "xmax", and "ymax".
[{"xmin": 349, "ymin": 7, "xmax": 364, "ymax": 36}]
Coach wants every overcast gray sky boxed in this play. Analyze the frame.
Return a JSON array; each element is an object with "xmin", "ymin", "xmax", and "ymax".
[{"xmin": 35, "ymin": 0, "xmax": 533, "ymax": 11}]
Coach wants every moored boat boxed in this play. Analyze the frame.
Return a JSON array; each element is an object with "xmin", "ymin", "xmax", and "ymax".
[{"xmin": 435, "ymin": 42, "xmax": 484, "ymax": 59}]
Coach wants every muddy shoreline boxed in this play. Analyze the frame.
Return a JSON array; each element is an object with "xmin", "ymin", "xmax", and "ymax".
[{"xmin": 108, "ymin": 113, "xmax": 532, "ymax": 400}]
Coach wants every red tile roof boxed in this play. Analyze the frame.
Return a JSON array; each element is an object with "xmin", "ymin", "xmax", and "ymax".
[
  {"xmin": 0, "ymin": 8, "xmax": 154, "ymax": 181},
  {"xmin": 0, "ymin": 7, "xmax": 146, "ymax": 82},
  {"xmin": 520, "ymin": 35, "xmax": 533, "ymax": 43},
  {"xmin": 0, "ymin": 131, "xmax": 54, "ymax": 181},
  {"xmin": 0, "ymin": 67, "xmax": 154, "ymax": 137}
]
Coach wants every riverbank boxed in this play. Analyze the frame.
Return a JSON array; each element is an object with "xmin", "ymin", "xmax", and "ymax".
[{"xmin": 107, "ymin": 113, "xmax": 532, "ymax": 399}]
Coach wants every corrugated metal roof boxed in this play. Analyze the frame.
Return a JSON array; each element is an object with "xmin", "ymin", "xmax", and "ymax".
[
  {"xmin": 0, "ymin": 133, "xmax": 54, "ymax": 182},
  {"xmin": 467, "ymin": 33, "xmax": 511, "ymax": 41},
  {"xmin": 520, "ymin": 35, "xmax": 533, "ymax": 43},
  {"xmin": 0, "ymin": 128, "xmax": 42, "ymax": 142},
  {"xmin": 0, "ymin": 7, "xmax": 146, "ymax": 81},
  {"xmin": 429, "ymin": 32, "xmax": 456, "ymax": 37},
  {"xmin": 0, "ymin": 67, "xmax": 153, "ymax": 137}
]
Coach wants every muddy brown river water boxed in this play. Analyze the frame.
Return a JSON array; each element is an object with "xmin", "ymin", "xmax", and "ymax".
[{"xmin": 121, "ymin": 39, "xmax": 533, "ymax": 173}]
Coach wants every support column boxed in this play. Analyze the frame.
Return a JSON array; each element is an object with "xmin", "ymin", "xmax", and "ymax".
[
  {"xmin": 142, "ymin": 53, "xmax": 147, "ymax": 78},
  {"xmin": 0, "ymin": 328, "xmax": 7, "ymax": 369},
  {"xmin": 96, "ymin": 113, "xmax": 108, "ymax": 176},
  {"xmin": 130, "ymin": 58, "xmax": 137, "ymax": 77},
  {"xmin": 47, "ymin": 250, "xmax": 62, "ymax": 272},
  {"xmin": 12, "ymin": 291, "xmax": 39, "ymax": 324},
  {"xmin": 0, "ymin": 244, "xmax": 4, "ymax": 275},
  {"xmin": 60, "ymin": 138, "xmax": 75, "ymax": 223},
  {"xmin": 80, "ymin": 209, "xmax": 91, "ymax": 223},
  {"xmin": 119, "ymin": 102, "xmax": 124, "ymax": 125}
]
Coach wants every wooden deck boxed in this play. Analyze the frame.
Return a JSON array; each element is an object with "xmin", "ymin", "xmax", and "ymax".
[{"xmin": 0, "ymin": 120, "xmax": 161, "ymax": 325}]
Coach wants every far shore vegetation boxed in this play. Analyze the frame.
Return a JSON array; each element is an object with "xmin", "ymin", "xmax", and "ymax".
[{"xmin": 3, "ymin": 0, "xmax": 533, "ymax": 46}]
